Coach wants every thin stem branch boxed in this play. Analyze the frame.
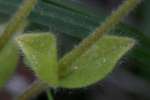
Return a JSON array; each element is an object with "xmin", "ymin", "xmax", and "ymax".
[
  {"xmin": 18, "ymin": 81, "xmax": 48, "ymax": 100},
  {"xmin": 59, "ymin": 0, "xmax": 141, "ymax": 77},
  {"xmin": 47, "ymin": 89, "xmax": 54, "ymax": 100},
  {"xmin": 0, "ymin": 0, "xmax": 38, "ymax": 49}
]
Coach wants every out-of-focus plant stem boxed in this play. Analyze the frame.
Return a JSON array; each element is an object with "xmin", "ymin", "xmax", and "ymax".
[
  {"xmin": 0, "ymin": 0, "xmax": 37, "ymax": 49},
  {"xmin": 18, "ymin": 81, "xmax": 48, "ymax": 100}
]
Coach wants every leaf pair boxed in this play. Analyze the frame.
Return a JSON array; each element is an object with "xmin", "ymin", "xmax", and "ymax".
[{"xmin": 16, "ymin": 33, "xmax": 134, "ymax": 88}]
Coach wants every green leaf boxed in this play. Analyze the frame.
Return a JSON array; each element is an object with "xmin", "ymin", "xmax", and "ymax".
[
  {"xmin": 59, "ymin": 35, "xmax": 135, "ymax": 88},
  {"xmin": 16, "ymin": 33, "xmax": 58, "ymax": 86},
  {"xmin": 0, "ymin": 41, "xmax": 18, "ymax": 87}
]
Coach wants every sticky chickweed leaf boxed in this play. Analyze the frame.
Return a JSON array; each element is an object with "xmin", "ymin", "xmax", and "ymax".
[
  {"xmin": 16, "ymin": 33, "xmax": 135, "ymax": 88},
  {"xmin": 14, "ymin": 0, "xmax": 140, "ymax": 90},
  {"xmin": 16, "ymin": 33, "xmax": 58, "ymax": 86},
  {"xmin": 59, "ymin": 35, "xmax": 135, "ymax": 88},
  {"xmin": 0, "ymin": 41, "xmax": 18, "ymax": 87}
]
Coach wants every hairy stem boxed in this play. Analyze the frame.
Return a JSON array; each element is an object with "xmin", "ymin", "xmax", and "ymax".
[
  {"xmin": 0, "ymin": 0, "xmax": 38, "ymax": 49},
  {"xmin": 18, "ymin": 81, "xmax": 48, "ymax": 100},
  {"xmin": 59, "ymin": 0, "xmax": 141, "ymax": 77}
]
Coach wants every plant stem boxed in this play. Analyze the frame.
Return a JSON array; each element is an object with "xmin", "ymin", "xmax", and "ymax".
[
  {"xmin": 18, "ymin": 80, "xmax": 48, "ymax": 100},
  {"xmin": 47, "ymin": 89, "xmax": 54, "ymax": 100},
  {"xmin": 0, "ymin": 0, "xmax": 38, "ymax": 49},
  {"xmin": 59, "ymin": 0, "xmax": 141, "ymax": 77}
]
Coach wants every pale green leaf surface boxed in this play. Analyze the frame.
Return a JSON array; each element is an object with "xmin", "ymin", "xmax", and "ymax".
[
  {"xmin": 16, "ymin": 33, "xmax": 58, "ymax": 86},
  {"xmin": 0, "ymin": 41, "xmax": 18, "ymax": 87},
  {"xmin": 59, "ymin": 35, "xmax": 135, "ymax": 88}
]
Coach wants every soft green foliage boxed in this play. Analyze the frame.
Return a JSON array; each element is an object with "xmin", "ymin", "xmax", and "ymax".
[
  {"xmin": 0, "ymin": 0, "xmax": 104, "ymax": 38},
  {"xmin": 16, "ymin": 34, "xmax": 134, "ymax": 88},
  {"xmin": 59, "ymin": 35, "xmax": 135, "ymax": 88},
  {"xmin": 16, "ymin": 33, "xmax": 58, "ymax": 86},
  {"xmin": 0, "ymin": 41, "xmax": 18, "ymax": 87},
  {"xmin": 43, "ymin": 0, "xmax": 102, "ymax": 16}
]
